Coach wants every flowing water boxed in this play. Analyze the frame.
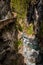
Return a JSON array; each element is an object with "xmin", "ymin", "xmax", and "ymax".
[{"xmin": 21, "ymin": 33, "xmax": 39, "ymax": 65}]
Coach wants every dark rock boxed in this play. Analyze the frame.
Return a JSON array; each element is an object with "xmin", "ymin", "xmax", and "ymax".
[
  {"xmin": 0, "ymin": 50, "xmax": 7, "ymax": 64},
  {"xmin": 0, "ymin": 0, "xmax": 12, "ymax": 20}
]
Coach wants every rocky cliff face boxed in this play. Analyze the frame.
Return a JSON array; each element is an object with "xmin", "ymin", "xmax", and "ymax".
[
  {"xmin": 0, "ymin": 0, "xmax": 12, "ymax": 20},
  {"xmin": 0, "ymin": 22, "xmax": 15, "ymax": 64},
  {"xmin": 0, "ymin": 1, "xmax": 18, "ymax": 64}
]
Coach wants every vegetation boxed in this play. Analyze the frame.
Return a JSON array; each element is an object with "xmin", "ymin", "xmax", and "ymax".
[
  {"xmin": 26, "ymin": 23, "xmax": 34, "ymax": 35},
  {"xmin": 11, "ymin": 0, "xmax": 31, "ymax": 18}
]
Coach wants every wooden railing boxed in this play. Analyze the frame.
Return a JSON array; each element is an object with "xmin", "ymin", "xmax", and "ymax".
[{"xmin": 0, "ymin": 17, "xmax": 16, "ymax": 30}]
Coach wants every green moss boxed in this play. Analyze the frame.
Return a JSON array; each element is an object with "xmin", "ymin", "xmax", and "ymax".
[
  {"xmin": 11, "ymin": 0, "xmax": 30, "ymax": 19},
  {"xmin": 18, "ymin": 25, "xmax": 23, "ymax": 31},
  {"xmin": 26, "ymin": 24, "xmax": 34, "ymax": 35},
  {"xmin": 16, "ymin": 40, "xmax": 22, "ymax": 47}
]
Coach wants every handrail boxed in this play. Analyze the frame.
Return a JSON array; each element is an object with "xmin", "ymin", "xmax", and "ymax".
[
  {"xmin": 0, "ymin": 17, "xmax": 16, "ymax": 30},
  {"xmin": 0, "ymin": 17, "xmax": 15, "ymax": 22}
]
